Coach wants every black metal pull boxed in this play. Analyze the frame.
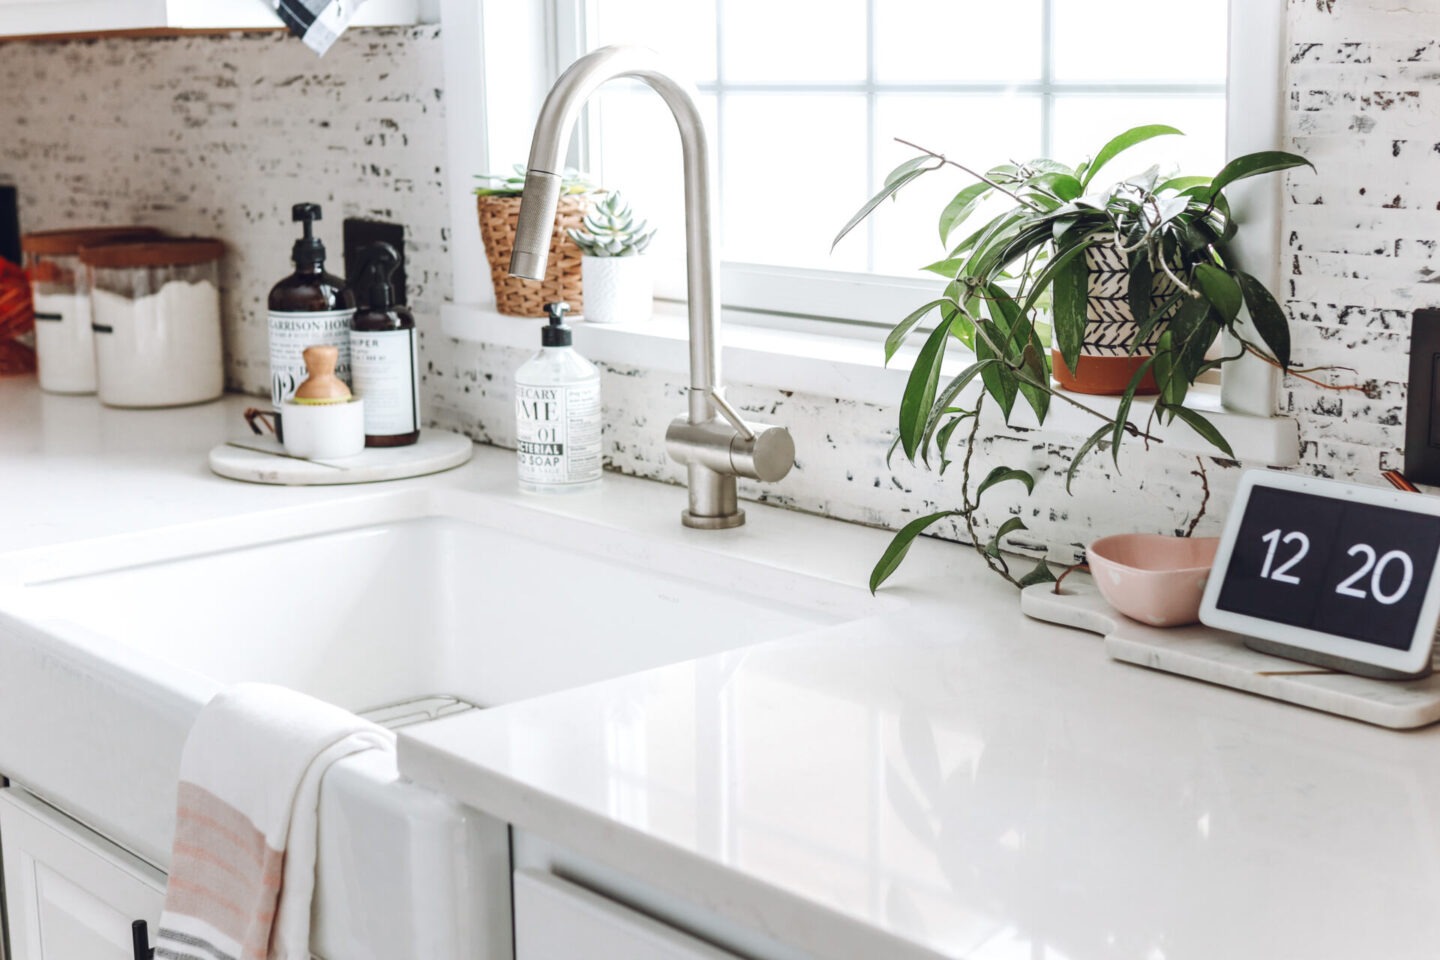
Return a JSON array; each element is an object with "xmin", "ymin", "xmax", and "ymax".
[{"xmin": 131, "ymin": 919, "xmax": 155, "ymax": 960}]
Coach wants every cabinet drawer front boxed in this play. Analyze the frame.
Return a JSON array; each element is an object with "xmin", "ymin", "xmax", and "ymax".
[
  {"xmin": 0, "ymin": 789, "xmax": 165, "ymax": 960},
  {"xmin": 514, "ymin": 870, "xmax": 743, "ymax": 960}
]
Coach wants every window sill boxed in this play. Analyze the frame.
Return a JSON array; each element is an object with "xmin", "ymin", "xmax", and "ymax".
[{"xmin": 441, "ymin": 300, "xmax": 1300, "ymax": 467}]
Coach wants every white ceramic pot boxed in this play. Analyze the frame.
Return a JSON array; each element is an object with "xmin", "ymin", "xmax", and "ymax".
[
  {"xmin": 282, "ymin": 398, "xmax": 366, "ymax": 460},
  {"xmin": 580, "ymin": 255, "xmax": 653, "ymax": 325}
]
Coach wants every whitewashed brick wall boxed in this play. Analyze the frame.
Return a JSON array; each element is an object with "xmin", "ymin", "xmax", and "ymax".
[{"xmin": 0, "ymin": 3, "xmax": 1423, "ymax": 570}]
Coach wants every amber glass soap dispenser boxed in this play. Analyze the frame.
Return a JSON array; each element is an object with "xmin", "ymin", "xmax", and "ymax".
[
  {"xmin": 349, "ymin": 241, "xmax": 420, "ymax": 447},
  {"xmin": 268, "ymin": 203, "xmax": 355, "ymax": 415}
]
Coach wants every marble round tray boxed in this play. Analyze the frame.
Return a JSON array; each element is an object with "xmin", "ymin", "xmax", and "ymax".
[{"xmin": 209, "ymin": 429, "xmax": 473, "ymax": 486}]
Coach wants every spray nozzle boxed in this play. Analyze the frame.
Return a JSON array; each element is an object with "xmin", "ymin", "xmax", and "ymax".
[
  {"xmin": 542, "ymin": 301, "xmax": 572, "ymax": 347},
  {"xmin": 291, "ymin": 203, "xmax": 326, "ymax": 267},
  {"xmin": 358, "ymin": 241, "xmax": 401, "ymax": 310}
]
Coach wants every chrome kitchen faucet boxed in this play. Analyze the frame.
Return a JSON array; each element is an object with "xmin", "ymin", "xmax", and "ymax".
[{"xmin": 508, "ymin": 45, "xmax": 795, "ymax": 529}]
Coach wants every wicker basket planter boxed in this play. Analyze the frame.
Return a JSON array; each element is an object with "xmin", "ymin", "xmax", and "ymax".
[{"xmin": 477, "ymin": 193, "xmax": 591, "ymax": 317}]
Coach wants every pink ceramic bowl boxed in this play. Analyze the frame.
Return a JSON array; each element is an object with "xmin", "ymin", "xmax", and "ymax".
[{"xmin": 1086, "ymin": 533, "xmax": 1221, "ymax": 627}]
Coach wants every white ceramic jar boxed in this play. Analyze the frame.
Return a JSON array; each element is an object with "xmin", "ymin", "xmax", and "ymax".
[
  {"xmin": 21, "ymin": 226, "xmax": 163, "ymax": 394},
  {"xmin": 579, "ymin": 255, "xmax": 652, "ymax": 325},
  {"xmin": 80, "ymin": 238, "xmax": 226, "ymax": 408}
]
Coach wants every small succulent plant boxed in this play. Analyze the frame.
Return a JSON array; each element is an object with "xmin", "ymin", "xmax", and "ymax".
[
  {"xmin": 566, "ymin": 191, "xmax": 656, "ymax": 257},
  {"xmin": 474, "ymin": 164, "xmax": 596, "ymax": 197}
]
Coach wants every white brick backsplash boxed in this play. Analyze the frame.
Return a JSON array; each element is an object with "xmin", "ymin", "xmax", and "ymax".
[{"xmin": 0, "ymin": 1, "xmax": 1429, "ymax": 571}]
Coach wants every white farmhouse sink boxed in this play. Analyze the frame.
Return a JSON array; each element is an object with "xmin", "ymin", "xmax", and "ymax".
[
  {"xmin": 0, "ymin": 484, "xmax": 884, "ymax": 960},
  {"xmin": 22, "ymin": 512, "xmax": 856, "ymax": 714}
]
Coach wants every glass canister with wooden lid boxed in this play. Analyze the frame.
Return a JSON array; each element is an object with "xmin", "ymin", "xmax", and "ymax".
[
  {"xmin": 79, "ymin": 237, "xmax": 226, "ymax": 408},
  {"xmin": 22, "ymin": 226, "xmax": 164, "ymax": 394}
]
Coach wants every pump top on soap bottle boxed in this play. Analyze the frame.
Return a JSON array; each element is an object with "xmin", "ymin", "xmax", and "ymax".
[
  {"xmin": 267, "ymin": 203, "xmax": 356, "ymax": 413},
  {"xmin": 514, "ymin": 301, "xmax": 603, "ymax": 493},
  {"xmin": 349, "ymin": 241, "xmax": 420, "ymax": 448}
]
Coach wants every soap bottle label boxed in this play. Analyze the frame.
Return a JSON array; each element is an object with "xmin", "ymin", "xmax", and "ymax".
[
  {"xmin": 515, "ymin": 381, "xmax": 602, "ymax": 486},
  {"xmin": 350, "ymin": 328, "xmax": 420, "ymax": 436},
  {"xmin": 268, "ymin": 308, "xmax": 355, "ymax": 408}
]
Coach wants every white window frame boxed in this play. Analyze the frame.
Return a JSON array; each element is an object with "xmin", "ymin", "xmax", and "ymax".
[{"xmin": 439, "ymin": 0, "xmax": 1292, "ymax": 454}]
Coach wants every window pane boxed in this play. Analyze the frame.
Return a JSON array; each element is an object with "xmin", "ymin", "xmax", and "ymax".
[
  {"xmin": 591, "ymin": 0, "xmax": 717, "ymax": 84},
  {"xmin": 870, "ymin": 94, "xmax": 1043, "ymax": 277},
  {"xmin": 1053, "ymin": 0, "xmax": 1227, "ymax": 82},
  {"xmin": 874, "ymin": 0, "xmax": 1042, "ymax": 83},
  {"xmin": 1050, "ymin": 95, "xmax": 1227, "ymax": 183},
  {"xmin": 721, "ymin": 95, "xmax": 869, "ymax": 271},
  {"xmin": 721, "ymin": 0, "xmax": 867, "ymax": 83},
  {"xmin": 592, "ymin": 89, "xmax": 720, "ymax": 296}
]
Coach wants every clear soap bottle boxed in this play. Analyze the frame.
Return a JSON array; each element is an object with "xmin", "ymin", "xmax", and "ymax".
[{"xmin": 514, "ymin": 302, "xmax": 602, "ymax": 493}]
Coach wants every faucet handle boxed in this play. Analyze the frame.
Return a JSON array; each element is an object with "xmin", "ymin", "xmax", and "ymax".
[
  {"xmin": 706, "ymin": 387, "xmax": 754, "ymax": 441},
  {"xmin": 665, "ymin": 416, "xmax": 794, "ymax": 484},
  {"xmin": 731, "ymin": 423, "xmax": 795, "ymax": 483}
]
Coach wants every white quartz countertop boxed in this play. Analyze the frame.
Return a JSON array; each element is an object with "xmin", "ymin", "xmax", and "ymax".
[{"xmin": 4, "ymin": 377, "xmax": 1438, "ymax": 960}]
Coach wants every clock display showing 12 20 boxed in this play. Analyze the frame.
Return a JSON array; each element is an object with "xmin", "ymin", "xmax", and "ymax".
[{"xmin": 1201, "ymin": 471, "xmax": 1440, "ymax": 679}]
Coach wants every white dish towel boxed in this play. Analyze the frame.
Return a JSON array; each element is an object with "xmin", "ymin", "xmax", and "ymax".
[{"xmin": 156, "ymin": 683, "xmax": 395, "ymax": 960}]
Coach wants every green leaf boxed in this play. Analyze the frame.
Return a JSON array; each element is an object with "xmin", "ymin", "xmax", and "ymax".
[
  {"xmin": 1207, "ymin": 151, "xmax": 1312, "ymax": 200},
  {"xmin": 885, "ymin": 154, "xmax": 936, "ymax": 188},
  {"xmin": 1031, "ymin": 172, "xmax": 1084, "ymax": 202},
  {"xmin": 1235, "ymin": 270, "xmax": 1291, "ymax": 369},
  {"xmin": 898, "ymin": 319, "xmax": 954, "ymax": 461},
  {"xmin": 921, "ymin": 257, "xmax": 966, "ymax": 278},
  {"xmin": 935, "ymin": 412, "xmax": 974, "ymax": 474},
  {"xmin": 976, "ymin": 466, "xmax": 1036, "ymax": 502},
  {"xmin": 938, "ymin": 182, "xmax": 991, "ymax": 245},
  {"xmin": 885, "ymin": 433, "xmax": 903, "ymax": 470},
  {"xmin": 1192, "ymin": 263, "xmax": 1243, "ymax": 324},
  {"xmin": 1109, "ymin": 355, "xmax": 1157, "ymax": 465},
  {"xmin": 1163, "ymin": 404, "xmax": 1235, "ymax": 458},
  {"xmin": 1066, "ymin": 423, "xmax": 1111, "ymax": 494},
  {"xmin": 1151, "ymin": 331, "xmax": 1186, "ymax": 409},
  {"xmin": 1127, "ymin": 252, "xmax": 1154, "ymax": 335},
  {"xmin": 1017, "ymin": 558, "xmax": 1057, "ymax": 587},
  {"xmin": 833, "ymin": 159, "xmax": 937, "ymax": 251},
  {"xmin": 870, "ymin": 510, "xmax": 963, "ymax": 594},
  {"xmin": 922, "ymin": 360, "xmax": 994, "ymax": 466},
  {"xmin": 1080, "ymin": 124, "xmax": 1184, "ymax": 189},
  {"xmin": 1157, "ymin": 175, "xmax": 1211, "ymax": 193},
  {"xmin": 986, "ymin": 517, "xmax": 1028, "ymax": 558},
  {"xmin": 1052, "ymin": 247, "xmax": 1089, "ymax": 375},
  {"xmin": 1169, "ymin": 295, "xmax": 1215, "ymax": 383},
  {"xmin": 885, "ymin": 298, "xmax": 950, "ymax": 365}
]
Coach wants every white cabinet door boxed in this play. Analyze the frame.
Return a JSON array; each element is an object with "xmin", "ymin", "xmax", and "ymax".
[
  {"xmin": 0, "ymin": 787, "xmax": 166, "ymax": 960},
  {"xmin": 514, "ymin": 869, "xmax": 745, "ymax": 960},
  {"xmin": 0, "ymin": 0, "xmax": 418, "ymax": 38}
]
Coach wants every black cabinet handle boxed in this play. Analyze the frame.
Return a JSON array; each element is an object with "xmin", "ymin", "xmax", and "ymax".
[{"xmin": 131, "ymin": 919, "xmax": 155, "ymax": 960}]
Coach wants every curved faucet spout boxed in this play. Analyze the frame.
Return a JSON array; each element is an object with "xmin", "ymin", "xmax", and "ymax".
[
  {"xmin": 511, "ymin": 45, "xmax": 793, "ymax": 529},
  {"xmin": 509, "ymin": 45, "xmax": 718, "ymax": 427}
]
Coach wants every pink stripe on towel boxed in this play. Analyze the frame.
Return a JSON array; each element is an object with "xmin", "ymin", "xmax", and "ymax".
[{"xmin": 164, "ymin": 785, "xmax": 285, "ymax": 953}]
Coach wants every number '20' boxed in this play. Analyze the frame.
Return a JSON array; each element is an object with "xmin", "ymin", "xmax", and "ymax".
[{"xmin": 1259, "ymin": 529, "xmax": 1414, "ymax": 605}]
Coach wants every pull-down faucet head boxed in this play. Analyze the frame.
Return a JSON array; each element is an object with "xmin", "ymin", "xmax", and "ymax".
[{"xmin": 508, "ymin": 170, "xmax": 563, "ymax": 281}]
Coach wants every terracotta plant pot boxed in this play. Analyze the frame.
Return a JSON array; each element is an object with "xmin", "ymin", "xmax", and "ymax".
[
  {"xmin": 1052, "ymin": 238, "xmax": 1179, "ymax": 396},
  {"xmin": 476, "ymin": 193, "xmax": 592, "ymax": 317}
]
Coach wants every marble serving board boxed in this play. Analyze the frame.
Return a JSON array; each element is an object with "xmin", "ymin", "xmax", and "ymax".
[
  {"xmin": 209, "ymin": 429, "xmax": 473, "ymax": 485},
  {"xmin": 1021, "ymin": 582, "xmax": 1440, "ymax": 729}
]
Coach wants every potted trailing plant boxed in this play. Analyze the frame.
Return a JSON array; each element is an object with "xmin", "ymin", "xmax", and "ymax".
[
  {"xmin": 474, "ymin": 165, "xmax": 596, "ymax": 317},
  {"xmin": 567, "ymin": 190, "xmax": 657, "ymax": 325},
  {"xmin": 833, "ymin": 125, "xmax": 1313, "ymax": 590}
]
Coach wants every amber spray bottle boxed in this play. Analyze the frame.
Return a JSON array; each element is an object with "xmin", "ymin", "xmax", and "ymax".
[{"xmin": 349, "ymin": 242, "xmax": 420, "ymax": 447}]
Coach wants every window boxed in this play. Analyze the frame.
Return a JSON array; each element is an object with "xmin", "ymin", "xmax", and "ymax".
[{"xmin": 560, "ymin": 0, "xmax": 1228, "ymax": 321}]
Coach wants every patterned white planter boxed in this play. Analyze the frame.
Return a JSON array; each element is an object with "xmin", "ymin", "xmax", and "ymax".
[
  {"xmin": 1080, "ymin": 239, "xmax": 1179, "ymax": 358},
  {"xmin": 1052, "ymin": 235, "xmax": 1182, "ymax": 395},
  {"xmin": 580, "ymin": 255, "xmax": 653, "ymax": 325}
]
